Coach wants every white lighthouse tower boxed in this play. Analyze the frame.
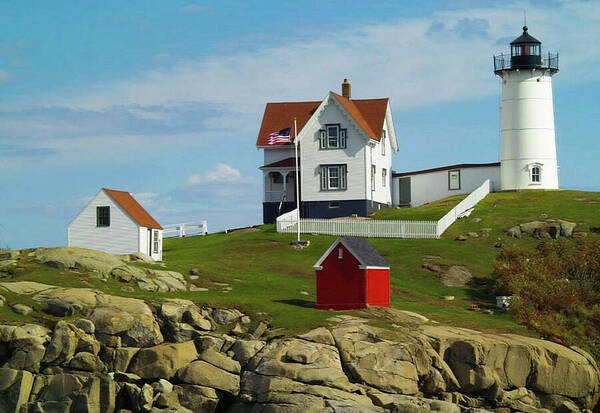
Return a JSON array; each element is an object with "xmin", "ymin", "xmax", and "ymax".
[{"xmin": 494, "ymin": 26, "xmax": 559, "ymax": 190}]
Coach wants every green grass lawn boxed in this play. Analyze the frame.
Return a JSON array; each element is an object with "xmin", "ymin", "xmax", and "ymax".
[
  {"xmin": 2, "ymin": 190, "xmax": 599, "ymax": 337},
  {"xmin": 372, "ymin": 194, "xmax": 466, "ymax": 221}
]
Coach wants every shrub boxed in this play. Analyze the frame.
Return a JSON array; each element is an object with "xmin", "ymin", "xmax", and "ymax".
[{"xmin": 493, "ymin": 239, "xmax": 600, "ymax": 355}]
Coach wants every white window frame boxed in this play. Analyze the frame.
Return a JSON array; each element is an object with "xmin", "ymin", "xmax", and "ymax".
[
  {"xmin": 320, "ymin": 164, "xmax": 347, "ymax": 191},
  {"xmin": 371, "ymin": 165, "xmax": 376, "ymax": 189},
  {"xmin": 382, "ymin": 168, "xmax": 387, "ymax": 187},
  {"xmin": 319, "ymin": 125, "xmax": 346, "ymax": 149},
  {"xmin": 381, "ymin": 130, "xmax": 386, "ymax": 156},
  {"xmin": 448, "ymin": 169, "xmax": 461, "ymax": 190},
  {"xmin": 327, "ymin": 125, "xmax": 339, "ymax": 148},
  {"xmin": 153, "ymin": 230, "xmax": 160, "ymax": 254},
  {"xmin": 529, "ymin": 164, "xmax": 542, "ymax": 184}
]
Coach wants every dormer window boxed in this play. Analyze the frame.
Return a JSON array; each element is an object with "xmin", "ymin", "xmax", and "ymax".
[{"xmin": 319, "ymin": 124, "xmax": 346, "ymax": 149}]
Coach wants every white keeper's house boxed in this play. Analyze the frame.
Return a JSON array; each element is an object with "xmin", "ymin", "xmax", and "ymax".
[
  {"xmin": 257, "ymin": 79, "xmax": 398, "ymax": 223},
  {"xmin": 257, "ymin": 26, "xmax": 561, "ymax": 223},
  {"xmin": 68, "ymin": 188, "xmax": 163, "ymax": 261}
]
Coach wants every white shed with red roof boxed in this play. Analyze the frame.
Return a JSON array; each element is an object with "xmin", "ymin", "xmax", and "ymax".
[{"xmin": 67, "ymin": 188, "xmax": 163, "ymax": 261}]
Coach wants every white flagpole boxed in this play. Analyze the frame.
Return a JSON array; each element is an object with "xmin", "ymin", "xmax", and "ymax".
[{"xmin": 294, "ymin": 118, "xmax": 300, "ymax": 242}]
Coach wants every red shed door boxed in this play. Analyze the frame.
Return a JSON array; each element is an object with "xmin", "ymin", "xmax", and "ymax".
[
  {"xmin": 366, "ymin": 268, "xmax": 390, "ymax": 307},
  {"xmin": 316, "ymin": 244, "xmax": 366, "ymax": 310}
]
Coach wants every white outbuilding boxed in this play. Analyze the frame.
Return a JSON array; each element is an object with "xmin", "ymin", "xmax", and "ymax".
[{"xmin": 68, "ymin": 188, "xmax": 163, "ymax": 261}]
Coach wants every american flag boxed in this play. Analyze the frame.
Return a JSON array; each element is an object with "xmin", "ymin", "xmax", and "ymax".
[{"xmin": 267, "ymin": 128, "xmax": 292, "ymax": 145}]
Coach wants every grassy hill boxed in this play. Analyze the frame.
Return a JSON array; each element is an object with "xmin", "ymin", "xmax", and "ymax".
[
  {"xmin": 1, "ymin": 190, "xmax": 599, "ymax": 338},
  {"xmin": 158, "ymin": 189, "xmax": 600, "ymax": 334}
]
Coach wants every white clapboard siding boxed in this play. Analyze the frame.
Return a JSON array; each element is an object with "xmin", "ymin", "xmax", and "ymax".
[{"xmin": 68, "ymin": 190, "xmax": 139, "ymax": 255}]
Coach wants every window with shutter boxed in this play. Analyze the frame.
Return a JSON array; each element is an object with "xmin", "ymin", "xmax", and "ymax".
[
  {"xmin": 321, "ymin": 166, "xmax": 328, "ymax": 190},
  {"xmin": 340, "ymin": 130, "xmax": 346, "ymax": 148},
  {"xmin": 320, "ymin": 164, "xmax": 347, "ymax": 191},
  {"xmin": 319, "ymin": 130, "xmax": 327, "ymax": 149},
  {"xmin": 382, "ymin": 168, "xmax": 387, "ymax": 187}
]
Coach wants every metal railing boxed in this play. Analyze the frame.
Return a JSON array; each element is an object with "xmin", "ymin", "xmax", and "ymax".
[
  {"xmin": 163, "ymin": 220, "xmax": 208, "ymax": 238},
  {"xmin": 276, "ymin": 180, "xmax": 491, "ymax": 239},
  {"xmin": 493, "ymin": 52, "xmax": 558, "ymax": 72}
]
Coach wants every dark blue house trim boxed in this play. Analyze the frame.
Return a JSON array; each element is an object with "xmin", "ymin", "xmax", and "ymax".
[{"xmin": 263, "ymin": 200, "xmax": 389, "ymax": 223}]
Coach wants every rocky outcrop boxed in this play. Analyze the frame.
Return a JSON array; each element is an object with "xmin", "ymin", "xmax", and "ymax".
[
  {"xmin": 33, "ymin": 247, "xmax": 188, "ymax": 292},
  {"xmin": 0, "ymin": 281, "xmax": 597, "ymax": 412},
  {"xmin": 506, "ymin": 219, "xmax": 577, "ymax": 239}
]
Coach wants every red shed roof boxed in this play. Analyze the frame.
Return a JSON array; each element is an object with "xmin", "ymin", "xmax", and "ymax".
[
  {"xmin": 256, "ymin": 94, "xmax": 389, "ymax": 146},
  {"xmin": 103, "ymin": 188, "xmax": 162, "ymax": 230}
]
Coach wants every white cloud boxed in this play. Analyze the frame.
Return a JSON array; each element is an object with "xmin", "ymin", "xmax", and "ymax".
[
  {"xmin": 18, "ymin": 1, "xmax": 598, "ymax": 115},
  {"xmin": 188, "ymin": 163, "xmax": 252, "ymax": 184},
  {"xmin": 180, "ymin": 4, "xmax": 209, "ymax": 13}
]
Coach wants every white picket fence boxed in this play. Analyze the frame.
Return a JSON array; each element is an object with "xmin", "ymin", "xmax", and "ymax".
[
  {"xmin": 163, "ymin": 220, "xmax": 208, "ymax": 238},
  {"xmin": 436, "ymin": 179, "xmax": 490, "ymax": 237},
  {"xmin": 276, "ymin": 179, "xmax": 490, "ymax": 239}
]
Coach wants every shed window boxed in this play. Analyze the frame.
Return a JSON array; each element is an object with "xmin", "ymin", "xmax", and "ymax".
[
  {"xmin": 153, "ymin": 230, "xmax": 160, "ymax": 254},
  {"xmin": 448, "ymin": 170, "xmax": 461, "ymax": 190},
  {"xmin": 96, "ymin": 206, "xmax": 110, "ymax": 227},
  {"xmin": 338, "ymin": 248, "xmax": 343, "ymax": 259}
]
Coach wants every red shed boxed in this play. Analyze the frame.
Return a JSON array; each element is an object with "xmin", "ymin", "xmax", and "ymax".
[{"xmin": 313, "ymin": 237, "xmax": 390, "ymax": 310}]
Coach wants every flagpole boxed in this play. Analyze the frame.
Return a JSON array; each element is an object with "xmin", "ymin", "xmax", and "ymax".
[{"xmin": 294, "ymin": 118, "xmax": 300, "ymax": 242}]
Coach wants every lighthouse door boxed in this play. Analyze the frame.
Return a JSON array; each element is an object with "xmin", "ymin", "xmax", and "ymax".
[{"xmin": 398, "ymin": 177, "xmax": 411, "ymax": 206}]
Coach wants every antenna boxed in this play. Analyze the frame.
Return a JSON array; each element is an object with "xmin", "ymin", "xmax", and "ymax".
[{"xmin": 523, "ymin": 10, "xmax": 527, "ymax": 27}]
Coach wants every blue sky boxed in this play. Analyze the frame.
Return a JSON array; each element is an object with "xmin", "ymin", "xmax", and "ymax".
[{"xmin": 1, "ymin": 0, "xmax": 599, "ymax": 249}]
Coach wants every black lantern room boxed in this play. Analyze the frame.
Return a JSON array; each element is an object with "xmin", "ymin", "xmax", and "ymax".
[{"xmin": 493, "ymin": 26, "xmax": 558, "ymax": 74}]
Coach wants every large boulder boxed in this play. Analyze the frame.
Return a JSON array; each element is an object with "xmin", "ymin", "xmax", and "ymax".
[
  {"xmin": 176, "ymin": 360, "xmax": 240, "ymax": 395},
  {"xmin": 246, "ymin": 337, "xmax": 358, "ymax": 393},
  {"xmin": 128, "ymin": 341, "xmax": 198, "ymax": 379},
  {"xmin": 0, "ymin": 368, "xmax": 34, "ymax": 413},
  {"xmin": 422, "ymin": 325, "xmax": 600, "ymax": 410},
  {"xmin": 33, "ymin": 247, "xmax": 187, "ymax": 292},
  {"xmin": 0, "ymin": 324, "xmax": 51, "ymax": 372},
  {"xmin": 331, "ymin": 323, "xmax": 424, "ymax": 395},
  {"xmin": 236, "ymin": 371, "xmax": 383, "ymax": 412}
]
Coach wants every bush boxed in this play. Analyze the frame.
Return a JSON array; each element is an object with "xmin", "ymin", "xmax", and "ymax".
[{"xmin": 493, "ymin": 239, "xmax": 600, "ymax": 354}]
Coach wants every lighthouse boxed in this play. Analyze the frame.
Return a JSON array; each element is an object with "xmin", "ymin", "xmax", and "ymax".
[{"xmin": 494, "ymin": 26, "xmax": 559, "ymax": 190}]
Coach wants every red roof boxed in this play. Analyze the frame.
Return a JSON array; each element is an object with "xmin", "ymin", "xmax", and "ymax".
[
  {"xmin": 256, "ymin": 101, "xmax": 321, "ymax": 147},
  {"xmin": 261, "ymin": 157, "xmax": 300, "ymax": 168},
  {"xmin": 393, "ymin": 162, "xmax": 501, "ymax": 177},
  {"xmin": 255, "ymin": 94, "xmax": 389, "ymax": 146},
  {"xmin": 103, "ymin": 188, "xmax": 162, "ymax": 230}
]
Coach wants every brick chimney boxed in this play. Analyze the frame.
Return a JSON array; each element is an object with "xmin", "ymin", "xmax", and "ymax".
[{"xmin": 342, "ymin": 78, "xmax": 351, "ymax": 99}]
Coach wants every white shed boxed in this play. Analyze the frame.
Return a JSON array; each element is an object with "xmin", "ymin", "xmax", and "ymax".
[
  {"xmin": 392, "ymin": 163, "xmax": 501, "ymax": 207},
  {"xmin": 68, "ymin": 188, "xmax": 163, "ymax": 261}
]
